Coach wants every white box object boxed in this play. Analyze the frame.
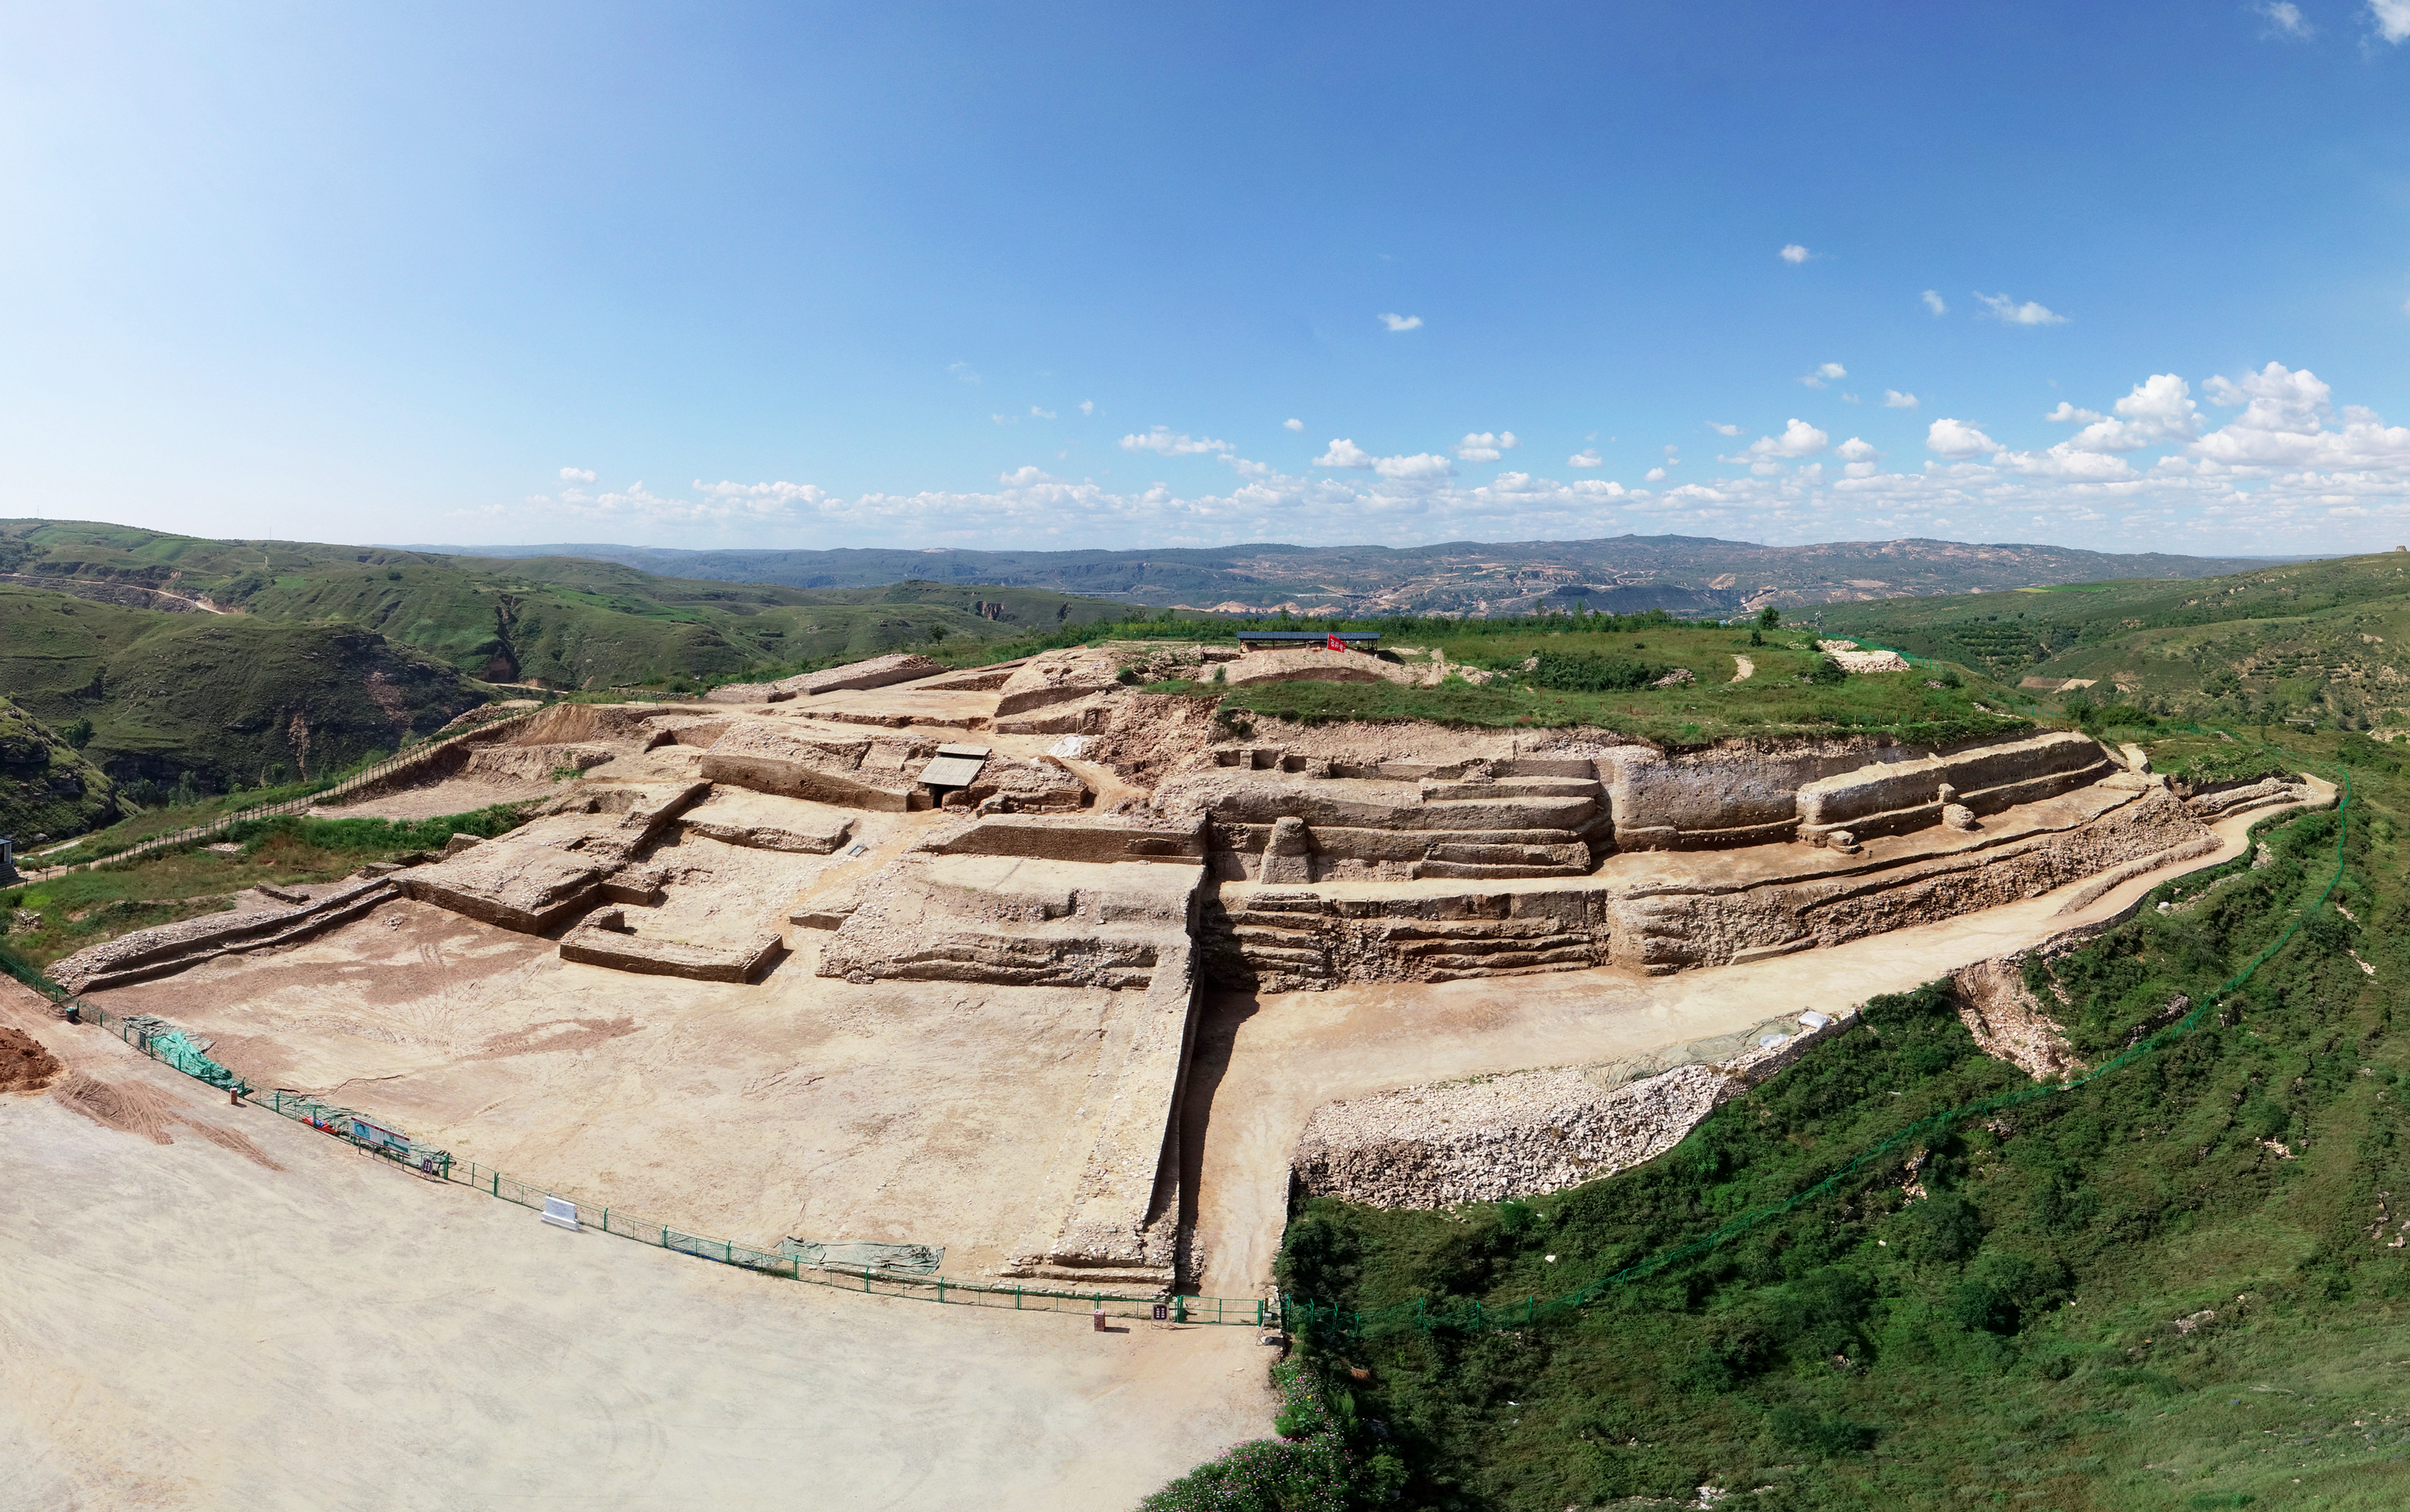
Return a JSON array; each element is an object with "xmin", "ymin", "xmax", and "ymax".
[{"xmin": 541, "ymin": 1196, "xmax": 580, "ymax": 1232}]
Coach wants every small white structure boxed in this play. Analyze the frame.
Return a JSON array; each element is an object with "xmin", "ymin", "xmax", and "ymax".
[{"xmin": 541, "ymin": 1196, "xmax": 580, "ymax": 1232}]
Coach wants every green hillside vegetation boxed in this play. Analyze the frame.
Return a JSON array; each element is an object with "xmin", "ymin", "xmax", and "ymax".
[
  {"xmin": 1154, "ymin": 733, "xmax": 2409, "ymax": 1511},
  {"xmin": 1820, "ymin": 551, "xmax": 2410, "ymax": 733},
  {"xmin": 0, "ymin": 806, "xmax": 528, "ymax": 968},
  {"xmin": 0, "ymin": 519, "xmax": 1158, "ymax": 690},
  {"xmin": 964, "ymin": 610, "xmax": 2029, "ymax": 748},
  {"xmin": 0, "ymin": 696, "xmax": 122, "ymax": 843},
  {"xmin": 0, "ymin": 585, "xmax": 483, "ymax": 799}
]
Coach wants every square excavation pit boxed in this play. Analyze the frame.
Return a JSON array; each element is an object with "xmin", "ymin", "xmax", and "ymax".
[{"xmin": 75, "ymin": 795, "xmax": 1179, "ymax": 1283}]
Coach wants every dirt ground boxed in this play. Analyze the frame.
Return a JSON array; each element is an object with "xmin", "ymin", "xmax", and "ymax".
[
  {"xmin": 0, "ymin": 989, "xmax": 1272, "ymax": 1512},
  {"xmin": 1179, "ymin": 792, "xmax": 2314, "ymax": 1296},
  {"xmin": 312, "ymin": 770, "xmax": 562, "ymax": 821},
  {"xmin": 81, "ymin": 808, "xmax": 1172, "ymax": 1281}
]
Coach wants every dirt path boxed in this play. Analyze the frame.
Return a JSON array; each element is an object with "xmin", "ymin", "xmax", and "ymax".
[
  {"xmin": 1182, "ymin": 791, "xmax": 2317, "ymax": 1297},
  {"xmin": 0, "ymin": 992, "xmax": 1271, "ymax": 1511},
  {"xmin": 1731, "ymin": 653, "xmax": 1754, "ymax": 681}
]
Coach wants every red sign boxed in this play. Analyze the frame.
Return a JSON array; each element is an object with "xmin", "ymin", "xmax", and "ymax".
[{"xmin": 1326, "ymin": 633, "xmax": 1345, "ymax": 652}]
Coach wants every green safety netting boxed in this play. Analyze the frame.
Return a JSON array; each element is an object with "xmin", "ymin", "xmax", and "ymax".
[{"xmin": 145, "ymin": 1029, "xmax": 247, "ymax": 1092}]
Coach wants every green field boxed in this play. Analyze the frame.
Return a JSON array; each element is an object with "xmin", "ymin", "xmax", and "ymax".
[{"xmin": 1819, "ymin": 552, "xmax": 2410, "ymax": 733}]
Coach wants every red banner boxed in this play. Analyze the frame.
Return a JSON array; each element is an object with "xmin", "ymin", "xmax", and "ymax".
[{"xmin": 1327, "ymin": 633, "xmax": 1345, "ymax": 652}]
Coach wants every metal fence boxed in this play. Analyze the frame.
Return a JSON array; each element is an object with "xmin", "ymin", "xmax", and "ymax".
[{"xmin": 20, "ymin": 708, "xmax": 543, "ymax": 881}]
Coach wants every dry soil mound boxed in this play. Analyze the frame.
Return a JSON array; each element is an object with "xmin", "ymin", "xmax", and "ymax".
[{"xmin": 0, "ymin": 1026, "xmax": 61, "ymax": 1094}]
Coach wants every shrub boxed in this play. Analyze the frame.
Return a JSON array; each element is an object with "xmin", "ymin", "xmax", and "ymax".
[{"xmin": 1528, "ymin": 651, "xmax": 1666, "ymax": 692}]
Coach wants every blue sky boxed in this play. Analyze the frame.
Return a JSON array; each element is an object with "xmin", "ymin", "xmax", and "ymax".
[{"xmin": 6, "ymin": 1, "xmax": 2410, "ymax": 555}]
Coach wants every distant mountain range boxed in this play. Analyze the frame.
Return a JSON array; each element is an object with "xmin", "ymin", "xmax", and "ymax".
[{"xmin": 390, "ymin": 536, "xmax": 2287, "ymax": 618}]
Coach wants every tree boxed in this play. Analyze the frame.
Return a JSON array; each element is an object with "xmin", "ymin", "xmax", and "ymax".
[{"xmin": 1757, "ymin": 606, "xmax": 1781, "ymax": 631}]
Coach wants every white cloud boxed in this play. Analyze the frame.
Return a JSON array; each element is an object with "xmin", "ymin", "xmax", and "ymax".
[
  {"xmin": 1379, "ymin": 313, "xmax": 1423, "ymax": 332},
  {"xmin": 1454, "ymin": 430, "xmax": 1521, "ymax": 461},
  {"xmin": 1747, "ymin": 418, "xmax": 1830, "ymax": 461},
  {"xmin": 1921, "ymin": 290, "xmax": 1947, "ymax": 316},
  {"xmin": 1080, "ymin": 400, "xmax": 1095, "ymax": 416},
  {"xmin": 1799, "ymin": 361, "xmax": 1847, "ymax": 389},
  {"xmin": 1779, "ymin": 244, "xmax": 1810, "ymax": 264},
  {"xmin": 558, "ymin": 466, "xmax": 596, "ymax": 483},
  {"xmin": 1994, "ymin": 445, "xmax": 2137, "ymax": 480},
  {"xmin": 1120, "ymin": 426, "xmax": 1233, "ymax": 456},
  {"xmin": 1283, "ymin": 417, "xmax": 1304, "ymax": 432},
  {"xmin": 1707, "ymin": 421, "xmax": 1741, "ymax": 437},
  {"xmin": 2258, "ymin": 1, "xmax": 2314, "ymax": 36},
  {"xmin": 1644, "ymin": 467, "xmax": 1667, "ymax": 482},
  {"xmin": 2373, "ymin": 0, "xmax": 2410, "ymax": 42},
  {"xmin": 1569, "ymin": 449, "xmax": 1603, "ymax": 468},
  {"xmin": 948, "ymin": 361, "xmax": 981, "ymax": 384},
  {"xmin": 1927, "ymin": 418, "xmax": 2000, "ymax": 459},
  {"xmin": 1372, "ymin": 452, "xmax": 1455, "ymax": 481},
  {"xmin": 1883, "ymin": 390, "xmax": 1919, "ymax": 410},
  {"xmin": 2189, "ymin": 361, "xmax": 2410, "ymax": 470},
  {"xmin": 1976, "ymin": 291, "xmax": 2068, "ymax": 326},
  {"xmin": 1313, "ymin": 439, "xmax": 1454, "ymax": 481},
  {"xmin": 490, "ymin": 365, "xmax": 2410, "ymax": 555},
  {"xmin": 1030, "ymin": 406, "xmax": 1057, "ymax": 419},
  {"xmin": 2048, "ymin": 374, "xmax": 2201, "ymax": 452}
]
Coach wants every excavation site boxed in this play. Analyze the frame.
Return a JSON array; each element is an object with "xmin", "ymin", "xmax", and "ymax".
[{"xmin": 41, "ymin": 638, "xmax": 2325, "ymax": 1305}]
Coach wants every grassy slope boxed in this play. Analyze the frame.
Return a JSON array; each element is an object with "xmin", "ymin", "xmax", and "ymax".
[
  {"xmin": 1207, "ymin": 624, "xmax": 2025, "ymax": 748},
  {"xmin": 0, "ymin": 587, "xmax": 485, "ymax": 793},
  {"xmin": 1222, "ymin": 737, "xmax": 2407, "ymax": 1512},
  {"xmin": 1820, "ymin": 552, "xmax": 2410, "ymax": 729},
  {"xmin": 0, "ymin": 519, "xmax": 1154, "ymax": 689},
  {"xmin": 0, "ymin": 806, "xmax": 528, "ymax": 967},
  {"xmin": 0, "ymin": 695, "xmax": 121, "ymax": 841}
]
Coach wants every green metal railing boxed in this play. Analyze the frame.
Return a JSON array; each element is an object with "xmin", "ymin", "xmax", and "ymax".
[{"xmin": 1280, "ymin": 769, "xmax": 2356, "ymax": 1342}]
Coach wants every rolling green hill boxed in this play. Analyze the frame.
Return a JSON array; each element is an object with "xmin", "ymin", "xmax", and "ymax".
[
  {"xmin": 0, "ymin": 585, "xmax": 484, "ymax": 799},
  {"xmin": 1816, "ymin": 551, "xmax": 2410, "ymax": 730},
  {"xmin": 0, "ymin": 519, "xmax": 1160, "ymax": 689}
]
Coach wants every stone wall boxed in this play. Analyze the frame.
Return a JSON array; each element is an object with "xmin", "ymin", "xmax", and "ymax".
[
  {"xmin": 52, "ymin": 879, "xmax": 399, "ymax": 994},
  {"xmin": 1793, "ymin": 731, "xmax": 2112, "ymax": 841},
  {"xmin": 695, "ymin": 720, "xmax": 937, "ymax": 811},
  {"xmin": 558, "ymin": 907, "xmax": 786, "ymax": 983}
]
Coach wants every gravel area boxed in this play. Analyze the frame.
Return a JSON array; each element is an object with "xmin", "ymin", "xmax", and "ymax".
[{"xmin": 1290, "ymin": 1009, "xmax": 1852, "ymax": 1208}]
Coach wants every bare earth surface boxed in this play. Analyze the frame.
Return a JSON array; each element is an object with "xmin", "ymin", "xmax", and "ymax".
[
  {"xmin": 0, "ymin": 989, "xmax": 1271, "ymax": 1512},
  {"xmin": 1181, "ymin": 792, "xmax": 2312, "ymax": 1296},
  {"xmin": 80, "ymin": 818, "xmax": 1145, "ymax": 1279},
  {"xmin": 313, "ymin": 771, "xmax": 563, "ymax": 821}
]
